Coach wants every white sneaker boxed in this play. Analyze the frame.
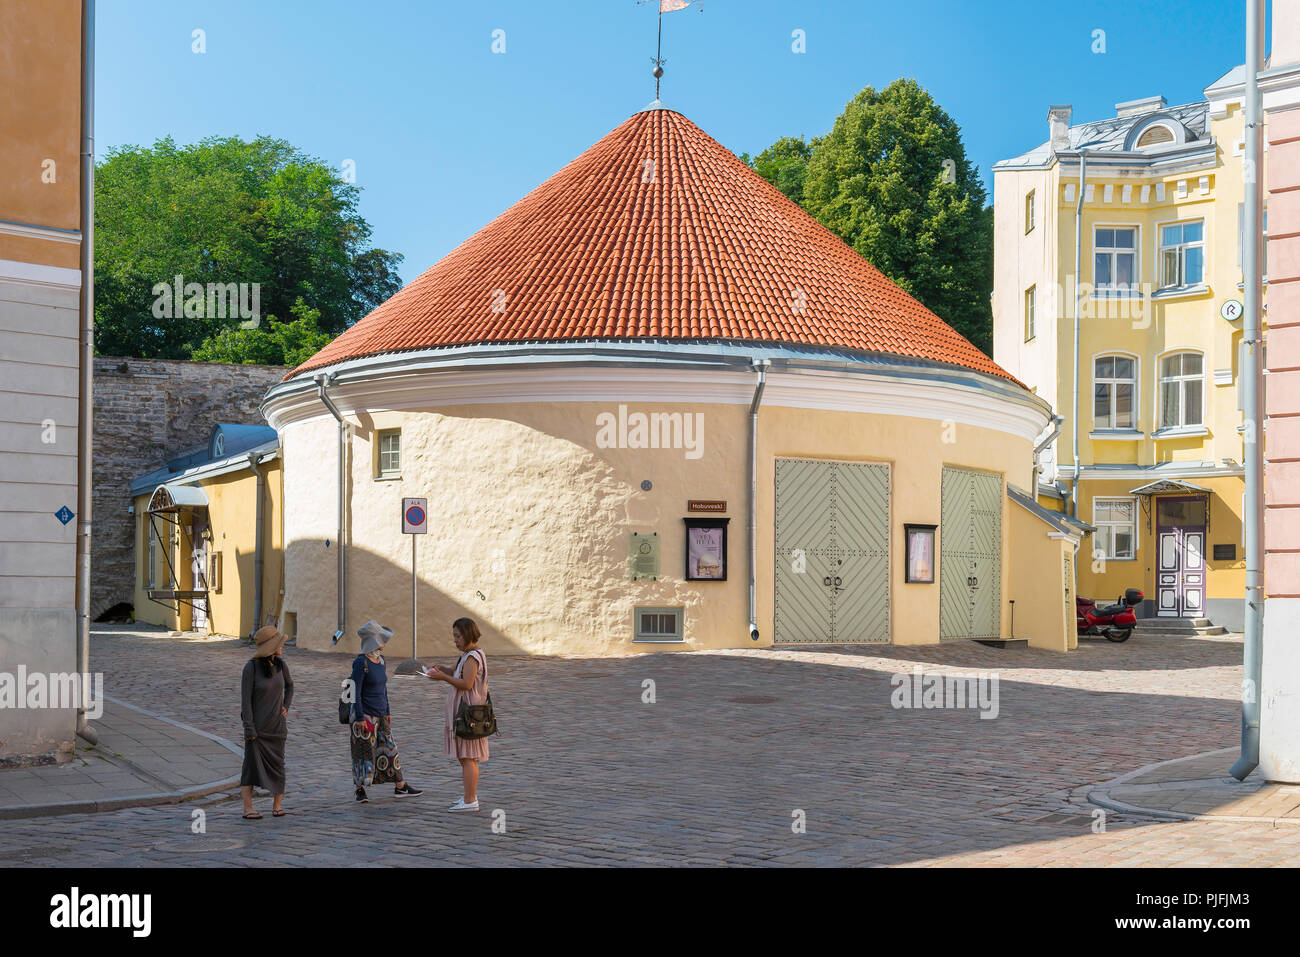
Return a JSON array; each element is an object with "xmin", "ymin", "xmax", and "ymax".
[{"xmin": 448, "ymin": 798, "xmax": 480, "ymax": 812}]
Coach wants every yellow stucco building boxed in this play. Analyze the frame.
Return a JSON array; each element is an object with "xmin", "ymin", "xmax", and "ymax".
[
  {"xmin": 993, "ymin": 75, "xmax": 1260, "ymax": 632},
  {"xmin": 261, "ymin": 104, "xmax": 1088, "ymax": 657},
  {"xmin": 129, "ymin": 425, "xmax": 283, "ymax": 639}
]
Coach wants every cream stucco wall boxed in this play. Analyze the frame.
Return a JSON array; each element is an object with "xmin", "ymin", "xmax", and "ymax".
[
  {"xmin": 1007, "ymin": 501, "xmax": 1078, "ymax": 651},
  {"xmin": 279, "ymin": 388, "xmax": 1049, "ymax": 656}
]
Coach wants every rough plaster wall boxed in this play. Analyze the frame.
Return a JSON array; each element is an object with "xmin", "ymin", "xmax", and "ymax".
[
  {"xmin": 284, "ymin": 401, "xmax": 748, "ymax": 656},
  {"xmin": 90, "ymin": 357, "xmax": 287, "ymax": 618}
]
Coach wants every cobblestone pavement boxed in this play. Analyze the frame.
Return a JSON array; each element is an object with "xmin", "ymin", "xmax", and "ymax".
[{"xmin": 1, "ymin": 626, "xmax": 1296, "ymax": 867}]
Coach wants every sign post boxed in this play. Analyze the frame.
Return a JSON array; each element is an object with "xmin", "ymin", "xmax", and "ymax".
[{"xmin": 402, "ymin": 498, "xmax": 428, "ymax": 659}]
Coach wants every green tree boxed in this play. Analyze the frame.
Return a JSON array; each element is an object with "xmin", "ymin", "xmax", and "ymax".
[
  {"xmin": 191, "ymin": 298, "xmax": 334, "ymax": 367},
  {"xmin": 742, "ymin": 136, "xmax": 814, "ymax": 206},
  {"xmin": 749, "ymin": 80, "xmax": 994, "ymax": 354},
  {"xmin": 94, "ymin": 135, "xmax": 403, "ymax": 359}
]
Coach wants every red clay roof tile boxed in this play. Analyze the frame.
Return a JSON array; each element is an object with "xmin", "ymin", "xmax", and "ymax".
[{"xmin": 287, "ymin": 108, "xmax": 1016, "ymax": 383}]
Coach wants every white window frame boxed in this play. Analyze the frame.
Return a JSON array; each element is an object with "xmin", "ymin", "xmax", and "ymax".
[
  {"xmin": 1025, "ymin": 190, "xmax": 1035, "ymax": 234},
  {"xmin": 376, "ymin": 428, "xmax": 402, "ymax": 479},
  {"xmin": 1091, "ymin": 351, "xmax": 1139, "ymax": 430},
  {"xmin": 1024, "ymin": 284, "xmax": 1036, "ymax": 341},
  {"xmin": 1092, "ymin": 224, "xmax": 1140, "ymax": 296},
  {"xmin": 1092, "ymin": 496, "xmax": 1138, "ymax": 560},
  {"xmin": 1157, "ymin": 350, "xmax": 1206, "ymax": 430},
  {"xmin": 634, "ymin": 606, "xmax": 684, "ymax": 643},
  {"xmin": 1157, "ymin": 218, "xmax": 1206, "ymax": 290}
]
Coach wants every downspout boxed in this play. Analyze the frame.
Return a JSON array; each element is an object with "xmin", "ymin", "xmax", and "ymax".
[
  {"xmin": 1032, "ymin": 414, "xmax": 1065, "ymax": 501},
  {"xmin": 748, "ymin": 358, "xmax": 770, "ymax": 641},
  {"xmin": 74, "ymin": 0, "xmax": 97, "ymax": 745},
  {"xmin": 1232, "ymin": 0, "xmax": 1265, "ymax": 781},
  {"xmin": 248, "ymin": 452, "xmax": 266, "ymax": 636},
  {"xmin": 1071, "ymin": 150, "xmax": 1087, "ymax": 519},
  {"xmin": 314, "ymin": 374, "xmax": 348, "ymax": 643}
]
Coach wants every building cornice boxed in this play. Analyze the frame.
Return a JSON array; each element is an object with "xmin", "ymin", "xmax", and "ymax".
[
  {"xmin": 262, "ymin": 344, "xmax": 1052, "ymax": 444},
  {"xmin": 0, "ymin": 219, "xmax": 81, "ymax": 245},
  {"xmin": 0, "ymin": 257, "xmax": 82, "ymax": 289}
]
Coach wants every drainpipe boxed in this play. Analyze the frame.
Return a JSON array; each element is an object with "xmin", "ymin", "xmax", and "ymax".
[
  {"xmin": 314, "ymin": 374, "xmax": 348, "ymax": 643},
  {"xmin": 747, "ymin": 358, "xmax": 770, "ymax": 641},
  {"xmin": 74, "ymin": 0, "xmax": 97, "ymax": 746},
  {"xmin": 1033, "ymin": 415, "xmax": 1065, "ymax": 501},
  {"xmin": 1232, "ymin": 0, "xmax": 1265, "ymax": 781},
  {"xmin": 1071, "ymin": 150, "xmax": 1087, "ymax": 519},
  {"xmin": 247, "ymin": 452, "xmax": 266, "ymax": 636}
]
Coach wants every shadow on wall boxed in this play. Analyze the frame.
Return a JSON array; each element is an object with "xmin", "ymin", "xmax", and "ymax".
[{"xmin": 283, "ymin": 537, "xmax": 537, "ymax": 657}]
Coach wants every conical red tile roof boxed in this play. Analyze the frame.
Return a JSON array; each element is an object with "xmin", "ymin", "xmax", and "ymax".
[{"xmin": 288, "ymin": 108, "xmax": 1014, "ymax": 382}]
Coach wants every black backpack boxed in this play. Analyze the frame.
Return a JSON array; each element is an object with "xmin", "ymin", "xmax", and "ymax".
[{"xmin": 338, "ymin": 655, "xmax": 368, "ymax": 724}]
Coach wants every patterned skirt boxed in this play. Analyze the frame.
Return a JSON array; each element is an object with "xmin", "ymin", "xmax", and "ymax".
[{"xmin": 350, "ymin": 715, "xmax": 402, "ymax": 788}]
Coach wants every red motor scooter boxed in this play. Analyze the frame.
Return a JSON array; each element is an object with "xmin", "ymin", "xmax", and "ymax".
[{"xmin": 1076, "ymin": 588, "xmax": 1143, "ymax": 643}]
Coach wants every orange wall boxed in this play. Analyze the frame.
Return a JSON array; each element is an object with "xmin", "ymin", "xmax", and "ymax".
[{"xmin": 0, "ymin": 0, "xmax": 83, "ymax": 267}]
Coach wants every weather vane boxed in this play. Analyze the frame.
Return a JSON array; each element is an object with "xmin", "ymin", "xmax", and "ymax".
[{"xmin": 639, "ymin": 0, "xmax": 702, "ymax": 100}]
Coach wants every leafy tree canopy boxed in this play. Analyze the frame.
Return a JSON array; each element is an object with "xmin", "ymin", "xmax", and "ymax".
[
  {"xmin": 745, "ymin": 79, "xmax": 993, "ymax": 354},
  {"xmin": 190, "ymin": 298, "xmax": 333, "ymax": 368},
  {"xmin": 94, "ymin": 135, "xmax": 403, "ymax": 363}
]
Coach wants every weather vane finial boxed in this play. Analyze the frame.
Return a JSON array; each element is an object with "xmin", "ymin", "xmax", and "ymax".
[{"xmin": 639, "ymin": 0, "xmax": 700, "ymax": 100}]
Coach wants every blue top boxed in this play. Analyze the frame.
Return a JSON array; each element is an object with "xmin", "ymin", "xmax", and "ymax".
[{"xmin": 350, "ymin": 654, "xmax": 390, "ymax": 722}]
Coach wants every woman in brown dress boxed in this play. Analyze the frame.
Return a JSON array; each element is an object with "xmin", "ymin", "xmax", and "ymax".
[
  {"xmin": 424, "ymin": 617, "xmax": 490, "ymax": 812},
  {"xmin": 240, "ymin": 625, "xmax": 293, "ymax": 819}
]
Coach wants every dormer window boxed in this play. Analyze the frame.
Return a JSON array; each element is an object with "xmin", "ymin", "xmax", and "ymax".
[{"xmin": 1136, "ymin": 125, "xmax": 1175, "ymax": 149}]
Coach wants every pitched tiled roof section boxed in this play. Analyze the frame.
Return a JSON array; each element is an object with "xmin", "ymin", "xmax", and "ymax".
[{"xmin": 287, "ymin": 108, "xmax": 1015, "ymax": 382}]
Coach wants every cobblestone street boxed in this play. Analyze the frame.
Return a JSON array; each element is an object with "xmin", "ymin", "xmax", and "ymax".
[{"xmin": 1, "ymin": 626, "xmax": 1297, "ymax": 867}]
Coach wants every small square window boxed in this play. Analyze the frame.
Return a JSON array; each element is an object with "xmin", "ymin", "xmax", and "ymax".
[
  {"xmin": 376, "ymin": 429, "xmax": 401, "ymax": 478},
  {"xmin": 634, "ymin": 606, "xmax": 684, "ymax": 642}
]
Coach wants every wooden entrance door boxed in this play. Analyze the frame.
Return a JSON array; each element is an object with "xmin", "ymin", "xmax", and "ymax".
[
  {"xmin": 940, "ymin": 467, "xmax": 1003, "ymax": 640},
  {"xmin": 774, "ymin": 458, "xmax": 891, "ymax": 644},
  {"xmin": 1155, "ymin": 496, "xmax": 1206, "ymax": 618}
]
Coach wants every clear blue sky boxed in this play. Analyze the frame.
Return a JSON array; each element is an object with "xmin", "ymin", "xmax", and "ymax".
[{"xmin": 97, "ymin": 0, "xmax": 1258, "ymax": 284}]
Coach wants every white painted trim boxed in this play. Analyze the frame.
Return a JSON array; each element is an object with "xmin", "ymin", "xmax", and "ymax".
[
  {"xmin": 1153, "ymin": 213, "xmax": 1207, "ymax": 293},
  {"xmin": 0, "ymin": 220, "xmax": 81, "ymax": 246},
  {"xmin": 0, "ymin": 258, "xmax": 82, "ymax": 289},
  {"xmin": 1092, "ymin": 222, "xmax": 1141, "ymax": 295},
  {"xmin": 1091, "ymin": 494, "xmax": 1139, "ymax": 559},
  {"xmin": 1058, "ymin": 464, "xmax": 1243, "ymax": 480},
  {"xmin": 1088, "ymin": 349, "xmax": 1140, "ymax": 431},
  {"xmin": 265, "ymin": 363, "xmax": 1050, "ymax": 443},
  {"xmin": 1154, "ymin": 347, "xmax": 1207, "ymax": 432}
]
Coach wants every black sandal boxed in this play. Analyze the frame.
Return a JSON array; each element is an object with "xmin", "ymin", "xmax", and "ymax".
[
  {"xmin": 243, "ymin": 811, "xmax": 263, "ymax": 820},
  {"xmin": 272, "ymin": 809, "xmax": 287, "ymax": 817}
]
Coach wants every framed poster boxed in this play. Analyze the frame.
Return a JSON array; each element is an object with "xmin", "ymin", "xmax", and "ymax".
[
  {"xmin": 904, "ymin": 524, "xmax": 937, "ymax": 584},
  {"xmin": 683, "ymin": 517, "xmax": 729, "ymax": 581}
]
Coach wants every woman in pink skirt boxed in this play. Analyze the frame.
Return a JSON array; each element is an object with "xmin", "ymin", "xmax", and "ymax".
[{"xmin": 423, "ymin": 617, "xmax": 489, "ymax": 812}]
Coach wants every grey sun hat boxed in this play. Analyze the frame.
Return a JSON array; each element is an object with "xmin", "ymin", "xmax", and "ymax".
[{"xmin": 358, "ymin": 621, "xmax": 395, "ymax": 655}]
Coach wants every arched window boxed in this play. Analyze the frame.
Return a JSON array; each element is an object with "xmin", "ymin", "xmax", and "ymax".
[
  {"xmin": 1136, "ymin": 125, "xmax": 1175, "ymax": 149},
  {"xmin": 1094, "ymin": 355, "xmax": 1136, "ymax": 429},
  {"xmin": 1160, "ymin": 352, "xmax": 1204, "ymax": 429}
]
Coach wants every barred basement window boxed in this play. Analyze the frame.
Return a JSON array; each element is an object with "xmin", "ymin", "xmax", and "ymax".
[{"xmin": 634, "ymin": 606, "xmax": 684, "ymax": 642}]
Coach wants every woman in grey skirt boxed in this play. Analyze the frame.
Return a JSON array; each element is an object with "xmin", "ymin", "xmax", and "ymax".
[{"xmin": 240, "ymin": 625, "xmax": 293, "ymax": 819}]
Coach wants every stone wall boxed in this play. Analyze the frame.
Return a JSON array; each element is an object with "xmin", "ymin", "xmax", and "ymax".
[{"xmin": 91, "ymin": 357, "xmax": 288, "ymax": 618}]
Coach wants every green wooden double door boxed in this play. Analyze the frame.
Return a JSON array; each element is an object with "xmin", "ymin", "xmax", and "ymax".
[
  {"xmin": 773, "ymin": 459, "xmax": 1002, "ymax": 644},
  {"xmin": 774, "ymin": 458, "xmax": 891, "ymax": 644}
]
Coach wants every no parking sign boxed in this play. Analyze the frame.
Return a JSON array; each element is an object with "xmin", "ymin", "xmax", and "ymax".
[{"xmin": 402, "ymin": 497, "xmax": 428, "ymax": 534}]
